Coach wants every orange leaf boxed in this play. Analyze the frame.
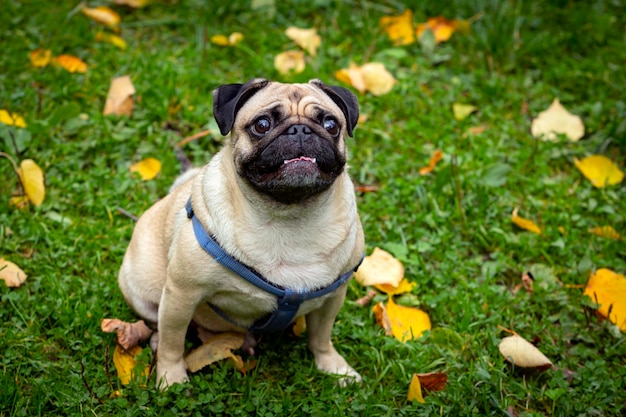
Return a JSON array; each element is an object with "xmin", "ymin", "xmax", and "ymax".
[
  {"xmin": 584, "ymin": 268, "xmax": 626, "ymax": 331},
  {"xmin": 29, "ymin": 49, "xmax": 52, "ymax": 68},
  {"xmin": 52, "ymin": 55, "xmax": 87, "ymax": 73},
  {"xmin": 375, "ymin": 278, "xmax": 416, "ymax": 296},
  {"xmin": 292, "ymin": 316, "xmax": 307, "ymax": 337},
  {"xmin": 385, "ymin": 297, "xmax": 431, "ymax": 342},
  {"xmin": 380, "ymin": 10, "xmax": 415, "ymax": 46},
  {"xmin": 419, "ymin": 150, "xmax": 443, "ymax": 175},
  {"xmin": 416, "ymin": 16, "xmax": 458, "ymax": 44},
  {"xmin": 408, "ymin": 374, "xmax": 426, "ymax": 403},
  {"xmin": 354, "ymin": 247, "xmax": 404, "ymax": 287},
  {"xmin": 82, "ymin": 6, "xmax": 121, "ymax": 28},
  {"xmin": 274, "ymin": 51, "xmax": 306, "ymax": 75},
  {"xmin": 113, "ymin": 345, "xmax": 149, "ymax": 385},
  {"xmin": 285, "ymin": 27, "xmax": 321, "ymax": 56},
  {"xmin": 17, "ymin": 159, "xmax": 45, "ymax": 207},
  {"xmin": 129, "ymin": 157, "xmax": 161, "ymax": 181},
  {"xmin": 103, "ymin": 75, "xmax": 135, "ymax": 116},
  {"xmin": 588, "ymin": 226, "xmax": 620, "ymax": 240},
  {"xmin": 511, "ymin": 207, "xmax": 541, "ymax": 234},
  {"xmin": 0, "ymin": 258, "xmax": 27, "ymax": 288}
]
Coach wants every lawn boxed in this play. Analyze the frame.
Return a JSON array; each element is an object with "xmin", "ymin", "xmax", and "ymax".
[{"xmin": 1, "ymin": 0, "xmax": 625, "ymax": 416}]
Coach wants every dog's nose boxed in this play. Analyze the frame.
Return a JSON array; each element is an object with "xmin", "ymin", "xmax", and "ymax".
[{"xmin": 286, "ymin": 124, "xmax": 313, "ymax": 135}]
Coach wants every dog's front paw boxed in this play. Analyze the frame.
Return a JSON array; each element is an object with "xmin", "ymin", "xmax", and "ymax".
[
  {"xmin": 156, "ymin": 360, "xmax": 189, "ymax": 390},
  {"xmin": 314, "ymin": 350, "xmax": 362, "ymax": 386}
]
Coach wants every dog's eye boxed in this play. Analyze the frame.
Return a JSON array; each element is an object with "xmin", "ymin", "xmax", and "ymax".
[
  {"xmin": 252, "ymin": 117, "xmax": 271, "ymax": 136},
  {"xmin": 322, "ymin": 117, "xmax": 339, "ymax": 136}
]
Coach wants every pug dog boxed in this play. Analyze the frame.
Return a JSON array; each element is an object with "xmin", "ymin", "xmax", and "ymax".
[{"xmin": 118, "ymin": 79, "xmax": 364, "ymax": 389}]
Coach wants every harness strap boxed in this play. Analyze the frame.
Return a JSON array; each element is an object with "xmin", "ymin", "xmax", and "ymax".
[{"xmin": 185, "ymin": 198, "xmax": 363, "ymax": 332}]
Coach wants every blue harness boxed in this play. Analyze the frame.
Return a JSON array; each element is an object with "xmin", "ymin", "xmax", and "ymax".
[{"xmin": 186, "ymin": 198, "xmax": 363, "ymax": 333}]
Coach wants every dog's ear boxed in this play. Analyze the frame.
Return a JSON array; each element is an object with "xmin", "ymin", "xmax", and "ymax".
[
  {"xmin": 212, "ymin": 78, "xmax": 270, "ymax": 135},
  {"xmin": 309, "ymin": 79, "xmax": 359, "ymax": 137}
]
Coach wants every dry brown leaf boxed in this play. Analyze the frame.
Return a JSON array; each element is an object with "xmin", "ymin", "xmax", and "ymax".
[
  {"xmin": 285, "ymin": 27, "xmax": 321, "ymax": 56},
  {"xmin": 274, "ymin": 51, "xmax": 305, "ymax": 75},
  {"xmin": 103, "ymin": 75, "xmax": 135, "ymax": 116},
  {"xmin": 113, "ymin": 344, "xmax": 149, "ymax": 385},
  {"xmin": 417, "ymin": 371, "xmax": 448, "ymax": 392},
  {"xmin": 82, "ymin": 6, "xmax": 121, "ymax": 28},
  {"xmin": 129, "ymin": 157, "xmax": 161, "ymax": 181},
  {"xmin": 531, "ymin": 98, "xmax": 584, "ymax": 141},
  {"xmin": 101, "ymin": 319, "xmax": 153, "ymax": 350},
  {"xmin": 185, "ymin": 332, "xmax": 245, "ymax": 373},
  {"xmin": 0, "ymin": 258, "xmax": 27, "ymax": 287},
  {"xmin": 355, "ymin": 289, "xmax": 377, "ymax": 307},
  {"xmin": 584, "ymin": 268, "xmax": 626, "ymax": 331},
  {"xmin": 499, "ymin": 334, "xmax": 552, "ymax": 370},
  {"xmin": 354, "ymin": 247, "xmax": 404, "ymax": 287},
  {"xmin": 372, "ymin": 301, "xmax": 393, "ymax": 336},
  {"xmin": 18, "ymin": 159, "xmax": 45, "ymax": 207}
]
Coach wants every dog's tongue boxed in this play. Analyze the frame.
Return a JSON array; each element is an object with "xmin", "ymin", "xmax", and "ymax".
[{"xmin": 283, "ymin": 156, "xmax": 317, "ymax": 165}]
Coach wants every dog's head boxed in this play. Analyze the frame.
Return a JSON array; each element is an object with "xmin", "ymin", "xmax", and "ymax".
[{"xmin": 212, "ymin": 79, "xmax": 359, "ymax": 204}]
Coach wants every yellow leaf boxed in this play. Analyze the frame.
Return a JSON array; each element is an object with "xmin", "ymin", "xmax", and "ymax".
[
  {"xmin": 416, "ymin": 16, "xmax": 459, "ymax": 44},
  {"xmin": 228, "ymin": 32, "xmax": 244, "ymax": 45},
  {"xmin": 380, "ymin": 10, "xmax": 415, "ymax": 46},
  {"xmin": 18, "ymin": 159, "xmax": 45, "ymax": 207},
  {"xmin": 0, "ymin": 109, "xmax": 26, "ymax": 128},
  {"xmin": 385, "ymin": 297, "xmax": 431, "ymax": 342},
  {"xmin": 114, "ymin": 0, "xmax": 150, "ymax": 7},
  {"xmin": 129, "ymin": 157, "xmax": 161, "ymax": 181},
  {"xmin": 336, "ymin": 62, "xmax": 396, "ymax": 96},
  {"xmin": 103, "ymin": 75, "xmax": 136, "ymax": 116},
  {"xmin": 511, "ymin": 207, "xmax": 541, "ymax": 234},
  {"xmin": 96, "ymin": 32, "xmax": 127, "ymax": 49},
  {"xmin": 589, "ymin": 226, "xmax": 620, "ymax": 240},
  {"xmin": 113, "ymin": 345, "xmax": 149, "ymax": 385},
  {"xmin": 292, "ymin": 316, "xmax": 306, "ymax": 337},
  {"xmin": 0, "ymin": 258, "xmax": 27, "ymax": 288},
  {"xmin": 185, "ymin": 332, "xmax": 245, "ymax": 373},
  {"xmin": 375, "ymin": 278, "xmax": 416, "ymax": 296},
  {"xmin": 211, "ymin": 34, "xmax": 230, "ymax": 46},
  {"xmin": 274, "ymin": 50, "xmax": 306, "ymax": 75},
  {"xmin": 29, "ymin": 49, "xmax": 52, "ymax": 68},
  {"xmin": 9, "ymin": 195, "xmax": 30, "ymax": 209},
  {"xmin": 419, "ymin": 149, "xmax": 443, "ymax": 175},
  {"xmin": 573, "ymin": 155, "xmax": 624, "ymax": 188},
  {"xmin": 354, "ymin": 247, "xmax": 404, "ymax": 287},
  {"xmin": 499, "ymin": 334, "xmax": 552, "ymax": 370},
  {"xmin": 584, "ymin": 268, "xmax": 626, "ymax": 331},
  {"xmin": 335, "ymin": 62, "xmax": 366, "ymax": 93},
  {"xmin": 82, "ymin": 6, "xmax": 121, "ymax": 28},
  {"xmin": 452, "ymin": 103, "xmax": 477, "ymax": 121},
  {"xmin": 408, "ymin": 374, "xmax": 426, "ymax": 403},
  {"xmin": 285, "ymin": 27, "xmax": 321, "ymax": 56},
  {"xmin": 531, "ymin": 98, "xmax": 584, "ymax": 141},
  {"xmin": 52, "ymin": 55, "xmax": 88, "ymax": 73}
]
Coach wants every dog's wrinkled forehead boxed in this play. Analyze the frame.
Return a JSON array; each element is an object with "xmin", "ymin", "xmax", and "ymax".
[{"xmin": 212, "ymin": 79, "xmax": 359, "ymax": 137}]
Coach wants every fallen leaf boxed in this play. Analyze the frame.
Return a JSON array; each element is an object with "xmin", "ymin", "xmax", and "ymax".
[
  {"xmin": 384, "ymin": 297, "xmax": 431, "ymax": 342},
  {"xmin": 416, "ymin": 16, "xmax": 460, "ymax": 44},
  {"xmin": 380, "ymin": 10, "xmax": 415, "ymax": 46},
  {"xmin": 29, "ymin": 49, "xmax": 52, "ymax": 68},
  {"xmin": 18, "ymin": 159, "xmax": 45, "ymax": 207},
  {"xmin": 9, "ymin": 195, "xmax": 30, "ymax": 209},
  {"xmin": 52, "ymin": 55, "xmax": 87, "ymax": 73},
  {"xmin": 573, "ymin": 155, "xmax": 624, "ymax": 188},
  {"xmin": 211, "ymin": 32, "xmax": 244, "ymax": 46},
  {"xmin": 584, "ymin": 268, "xmax": 626, "ymax": 331},
  {"xmin": 185, "ymin": 332, "xmax": 245, "ymax": 373},
  {"xmin": 375, "ymin": 278, "xmax": 416, "ymax": 296},
  {"xmin": 372, "ymin": 301, "xmax": 393, "ymax": 336},
  {"xmin": 407, "ymin": 374, "xmax": 426, "ymax": 403},
  {"xmin": 589, "ymin": 226, "xmax": 620, "ymax": 240},
  {"xmin": 452, "ymin": 103, "xmax": 477, "ymax": 121},
  {"xmin": 419, "ymin": 150, "xmax": 443, "ymax": 175},
  {"xmin": 498, "ymin": 334, "xmax": 552, "ymax": 371},
  {"xmin": 354, "ymin": 247, "xmax": 404, "ymax": 287},
  {"xmin": 292, "ymin": 316, "xmax": 306, "ymax": 337},
  {"xmin": 285, "ymin": 27, "xmax": 321, "ymax": 56},
  {"xmin": 113, "ymin": 345, "xmax": 149, "ymax": 385},
  {"xmin": 417, "ymin": 371, "xmax": 448, "ymax": 392},
  {"xmin": 82, "ymin": 6, "xmax": 121, "ymax": 28},
  {"xmin": 96, "ymin": 32, "xmax": 127, "ymax": 49},
  {"xmin": 274, "ymin": 50, "xmax": 306, "ymax": 75},
  {"xmin": 511, "ymin": 207, "xmax": 541, "ymax": 234},
  {"xmin": 335, "ymin": 62, "xmax": 396, "ymax": 96},
  {"xmin": 468, "ymin": 125, "xmax": 487, "ymax": 135},
  {"xmin": 103, "ymin": 75, "xmax": 136, "ymax": 116},
  {"xmin": 531, "ymin": 98, "xmax": 584, "ymax": 141},
  {"xmin": 129, "ymin": 157, "xmax": 161, "ymax": 181},
  {"xmin": 101, "ymin": 319, "xmax": 153, "ymax": 350},
  {"xmin": 0, "ymin": 258, "xmax": 27, "ymax": 287},
  {"xmin": 114, "ymin": 0, "xmax": 150, "ymax": 7},
  {"xmin": 0, "ymin": 110, "xmax": 26, "ymax": 128}
]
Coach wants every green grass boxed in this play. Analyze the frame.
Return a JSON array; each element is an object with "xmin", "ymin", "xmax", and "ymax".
[{"xmin": 1, "ymin": 0, "xmax": 625, "ymax": 416}]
